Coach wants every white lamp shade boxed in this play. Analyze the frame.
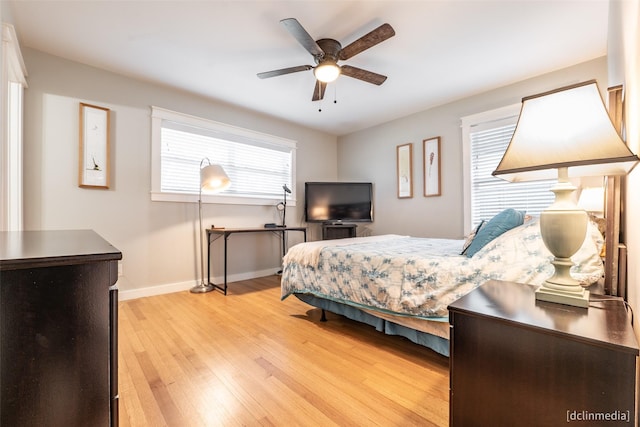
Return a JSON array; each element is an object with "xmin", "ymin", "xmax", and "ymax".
[
  {"xmin": 493, "ymin": 80, "xmax": 639, "ymax": 182},
  {"xmin": 200, "ymin": 164, "xmax": 230, "ymax": 192},
  {"xmin": 314, "ymin": 62, "xmax": 341, "ymax": 83}
]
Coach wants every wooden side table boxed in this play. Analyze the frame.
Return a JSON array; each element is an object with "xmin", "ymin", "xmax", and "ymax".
[{"xmin": 448, "ymin": 280, "xmax": 638, "ymax": 427}]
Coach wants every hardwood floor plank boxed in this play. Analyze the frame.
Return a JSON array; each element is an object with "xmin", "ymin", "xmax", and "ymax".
[
  {"xmin": 254, "ymin": 327, "xmax": 443, "ymax": 426},
  {"xmin": 119, "ymin": 275, "xmax": 449, "ymax": 426},
  {"xmin": 119, "ymin": 310, "xmax": 169, "ymax": 426}
]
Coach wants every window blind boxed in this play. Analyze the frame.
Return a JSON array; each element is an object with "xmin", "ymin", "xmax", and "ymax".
[
  {"xmin": 152, "ymin": 107, "xmax": 295, "ymax": 204},
  {"xmin": 469, "ymin": 120, "xmax": 555, "ymax": 227}
]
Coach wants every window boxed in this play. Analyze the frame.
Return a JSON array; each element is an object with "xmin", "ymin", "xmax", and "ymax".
[
  {"xmin": 461, "ymin": 104, "xmax": 555, "ymax": 234},
  {"xmin": 1, "ymin": 23, "xmax": 27, "ymax": 231},
  {"xmin": 151, "ymin": 107, "xmax": 296, "ymax": 205}
]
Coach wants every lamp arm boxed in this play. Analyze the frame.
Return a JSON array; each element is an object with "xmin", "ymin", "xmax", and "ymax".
[
  {"xmin": 199, "ymin": 186, "xmax": 205, "ymax": 285},
  {"xmin": 282, "ymin": 188, "xmax": 287, "ymax": 227}
]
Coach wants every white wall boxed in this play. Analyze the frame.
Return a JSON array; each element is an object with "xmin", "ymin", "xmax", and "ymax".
[
  {"xmin": 1, "ymin": 2, "xmax": 14, "ymax": 22},
  {"xmin": 22, "ymin": 48, "xmax": 337, "ymax": 298},
  {"xmin": 608, "ymin": 0, "xmax": 640, "ymax": 338},
  {"xmin": 338, "ymin": 57, "xmax": 608, "ymax": 239}
]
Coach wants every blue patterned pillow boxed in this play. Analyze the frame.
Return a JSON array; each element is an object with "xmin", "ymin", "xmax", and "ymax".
[{"xmin": 464, "ymin": 208, "xmax": 526, "ymax": 257}]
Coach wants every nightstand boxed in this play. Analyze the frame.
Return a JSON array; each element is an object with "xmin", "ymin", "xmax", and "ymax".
[{"xmin": 448, "ymin": 280, "xmax": 638, "ymax": 427}]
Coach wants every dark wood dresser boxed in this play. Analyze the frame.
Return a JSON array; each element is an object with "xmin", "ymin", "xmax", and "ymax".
[
  {"xmin": 448, "ymin": 280, "xmax": 638, "ymax": 427},
  {"xmin": 0, "ymin": 230, "xmax": 122, "ymax": 427}
]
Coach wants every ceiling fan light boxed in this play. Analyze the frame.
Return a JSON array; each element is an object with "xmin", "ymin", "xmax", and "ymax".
[{"xmin": 314, "ymin": 62, "xmax": 341, "ymax": 83}]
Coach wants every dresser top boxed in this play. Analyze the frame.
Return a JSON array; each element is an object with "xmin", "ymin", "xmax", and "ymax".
[
  {"xmin": 448, "ymin": 280, "xmax": 639, "ymax": 355},
  {"xmin": 0, "ymin": 230, "xmax": 122, "ymax": 270}
]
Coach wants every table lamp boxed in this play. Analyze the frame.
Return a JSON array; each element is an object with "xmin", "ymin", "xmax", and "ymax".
[
  {"xmin": 191, "ymin": 158, "xmax": 231, "ymax": 293},
  {"xmin": 492, "ymin": 80, "xmax": 638, "ymax": 308}
]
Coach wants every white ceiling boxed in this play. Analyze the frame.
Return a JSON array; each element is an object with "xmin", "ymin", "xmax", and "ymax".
[{"xmin": 7, "ymin": 0, "xmax": 609, "ymax": 136}]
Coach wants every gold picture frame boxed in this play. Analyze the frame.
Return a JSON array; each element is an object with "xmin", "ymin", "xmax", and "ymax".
[
  {"xmin": 423, "ymin": 136, "xmax": 441, "ymax": 197},
  {"xmin": 79, "ymin": 103, "xmax": 110, "ymax": 189},
  {"xmin": 396, "ymin": 143, "xmax": 413, "ymax": 198}
]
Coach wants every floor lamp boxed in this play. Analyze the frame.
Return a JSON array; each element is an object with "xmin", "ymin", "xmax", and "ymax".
[
  {"xmin": 492, "ymin": 80, "xmax": 638, "ymax": 308},
  {"xmin": 190, "ymin": 158, "xmax": 231, "ymax": 294}
]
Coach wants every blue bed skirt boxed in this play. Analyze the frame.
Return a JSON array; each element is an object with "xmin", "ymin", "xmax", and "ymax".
[{"xmin": 295, "ymin": 294, "xmax": 450, "ymax": 357}]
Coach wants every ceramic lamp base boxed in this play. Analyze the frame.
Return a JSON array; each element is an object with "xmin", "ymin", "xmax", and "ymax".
[
  {"xmin": 536, "ymin": 167, "xmax": 589, "ymax": 309},
  {"xmin": 535, "ymin": 285, "xmax": 590, "ymax": 308}
]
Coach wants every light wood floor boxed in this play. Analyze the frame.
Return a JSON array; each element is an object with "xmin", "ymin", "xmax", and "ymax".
[{"xmin": 118, "ymin": 275, "xmax": 450, "ymax": 426}]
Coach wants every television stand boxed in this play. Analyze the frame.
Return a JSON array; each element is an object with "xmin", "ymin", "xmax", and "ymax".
[{"xmin": 322, "ymin": 223, "xmax": 357, "ymax": 240}]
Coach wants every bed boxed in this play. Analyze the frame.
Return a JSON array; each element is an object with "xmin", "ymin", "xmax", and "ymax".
[{"xmin": 281, "ymin": 214, "xmax": 605, "ymax": 356}]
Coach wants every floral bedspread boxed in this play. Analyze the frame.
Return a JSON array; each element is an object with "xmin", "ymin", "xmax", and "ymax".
[{"xmin": 281, "ymin": 218, "xmax": 604, "ymax": 318}]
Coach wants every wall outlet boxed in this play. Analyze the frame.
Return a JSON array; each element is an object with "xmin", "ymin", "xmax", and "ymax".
[{"xmin": 118, "ymin": 261, "xmax": 123, "ymax": 276}]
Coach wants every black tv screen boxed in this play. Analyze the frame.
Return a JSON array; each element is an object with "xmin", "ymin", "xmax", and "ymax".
[{"xmin": 305, "ymin": 182, "xmax": 373, "ymax": 223}]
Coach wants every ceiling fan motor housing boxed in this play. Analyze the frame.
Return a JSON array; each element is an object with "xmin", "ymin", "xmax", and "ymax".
[{"xmin": 315, "ymin": 39, "xmax": 342, "ymax": 64}]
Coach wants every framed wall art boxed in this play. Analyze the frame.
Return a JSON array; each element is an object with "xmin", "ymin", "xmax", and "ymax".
[
  {"xmin": 396, "ymin": 143, "xmax": 413, "ymax": 198},
  {"xmin": 423, "ymin": 136, "xmax": 441, "ymax": 197},
  {"xmin": 79, "ymin": 102, "xmax": 110, "ymax": 189}
]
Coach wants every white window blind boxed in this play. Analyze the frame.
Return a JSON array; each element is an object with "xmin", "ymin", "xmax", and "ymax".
[
  {"xmin": 151, "ymin": 107, "xmax": 296, "ymax": 204},
  {"xmin": 469, "ymin": 117, "xmax": 555, "ymax": 227}
]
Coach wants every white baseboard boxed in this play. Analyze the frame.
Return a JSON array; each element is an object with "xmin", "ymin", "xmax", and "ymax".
[{"xmin": 117, "ymin": 268, "xmax": 281, "ymax": 301}]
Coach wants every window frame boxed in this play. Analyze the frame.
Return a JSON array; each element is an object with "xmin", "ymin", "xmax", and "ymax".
[
  {"xmin": 462, "ymin": 104, "xmax": 527, "ymax": 235},
  {"xmin": 1, "ymin": 23, "xmax": 28, "ymax": 231},
  {"xmin": 151, "ymin": 106, "xmax": 297, "ymax": 206}
]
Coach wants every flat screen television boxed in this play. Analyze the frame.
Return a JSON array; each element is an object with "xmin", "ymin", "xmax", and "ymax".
[{"xmin": 305, "ymin": 182, "xmax": 373, "ymax": 223}]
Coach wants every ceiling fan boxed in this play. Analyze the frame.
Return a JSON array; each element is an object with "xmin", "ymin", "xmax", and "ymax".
[{"xmin": 257, "ymin": 18, "xmax": 395, "ymax": 101}]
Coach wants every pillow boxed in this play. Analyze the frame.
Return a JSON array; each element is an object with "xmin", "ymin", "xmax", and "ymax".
[
  {"xmin": 464, "ymin": 208, "xmax": 526, "ymax": 257},
  {"xmin": 461, "ymin": 220, "xmax": 485, "ymax": 255}
]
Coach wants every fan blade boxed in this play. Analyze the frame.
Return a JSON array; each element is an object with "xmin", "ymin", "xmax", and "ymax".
[
  {"xmin": 339, "ymin": 23, "xmax": 395, "ymax": 60},
  {"xmin": 257, "ymin": 65, "xmax": 313, "ymax": 79},
  {"xmin": 341, "ymin": 65, "xmax": 387, "ymax": 85},
  {"xmin": 280, "ymin": 18, "xmax": 324, "ymax": 58},
  {"xmin": 312, "ymin": 80, "xmax": 327, "ymax": 101}
]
